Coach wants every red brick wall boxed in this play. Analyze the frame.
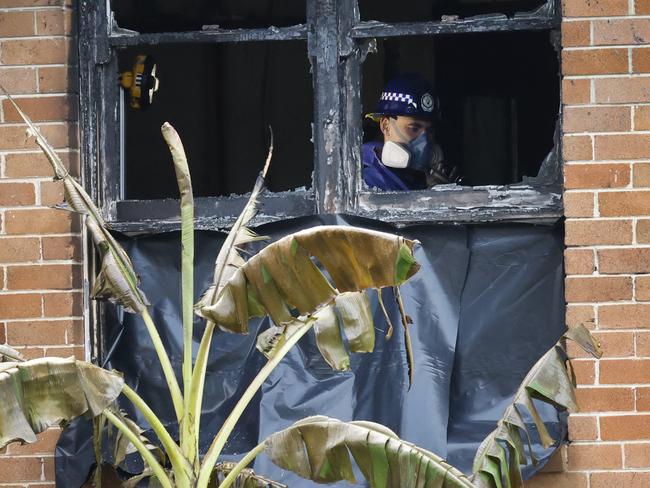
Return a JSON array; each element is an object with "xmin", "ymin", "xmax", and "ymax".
[
  {"xmin": 526, "ymin": 0, "xmax": 650, "ymax": 486},
  {"xmin": 0, "ymin": 1, "xmax": 81, "ymax": 486}
]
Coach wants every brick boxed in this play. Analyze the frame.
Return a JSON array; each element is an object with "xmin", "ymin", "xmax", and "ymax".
[
  {"xmin": 0, "ymin": 11, "xmax": 34, "ymax": 37},
  {"xmin": 565, "ymin": 163, "xmax": 630, "ymax": 189},
  {"xmin": 0, "ymin": 237, "xmax": 40, "ymax": 263},
  {"xmin": 567, "ymin": 304, "xmax": 596, "ymax": 328},
  {"xmin": 591, "ymin": 472, "xmax": 650, "ymax": 487},
  {"xmin": 38, "ymin": 65, "xmax": 78, "ymax": 94},
  {"xmin": 565, "ymin": 219, "xmax": 632, "ymax": 245},
  {"xmin": 562, "ymin": 78, "xmax": 591, "ymax": 104},
  {"xmin": 42, "ymin": 235, "xmax": 81, "ymax": 260},
  {"xmin": 575, "ymin": 386, "xmax": 634, "ymax": 411},
  {"xmin": 568, "ymin": 443, "xmax": 622, "ymax": 469},
  {"xmin": 524, "ymin": 472, "xmax": 587, "ymax": 488},
  {"xmin": 4, "ymin": 151, "xmax": 78, "ymax": 178},
  {"xmin": 563, "ymin": 107, "xmax": 631, "ymax": 133},
  {"xmin": 634, "ymin": 163, "xmax": 650, "ymax": 187},
  {"xmin": 0, "ymin": 38, "xmax": 68, "ymax": 65},
  {"xmin": 6, "ymin": 429, "xmax": 60, "ymax": 455},
  {"xmin": 599, "ymin": 248, "xmax": 650, "ymax": 273},
  {"xmin": 0, "ymin": 124, "xmax": 77, "ymax": 151},
  {"xmin": 635, "ymin": 105, "xmax": 650, "ymax": 130},
  {"xmin": 563, "ymin": 135, "xmax": 592, "ymax": 161},
  {"xmin": 572, "ymin": 359, "xmax": 596, "ymax": 384},
  {"xmin": 564, "ymin": 192, "xmax": 595, "ymax": 217},
  {"xmin": 563, "ymin": 0, "xmax": 628, "ymax": 16},
  {"xmin": 0, "ymin": 0, "xmax": 66, "ymax": 5},
  {"xmin": 637, "ymin": 387, "xmax": 650, "ymax": 409},
  {"xmin": 638, "ymin": 331, "xmax": 650, "ymax": 356},
  {"xmin": 6, "ymin": 264, "xmax": 81, "ymax": 290},
  {"xmin": 566, "ymin": 276, "xmax": 632, "ymax": 301},
  {"xmin": 624, "ymin": 443, "xmax": 650, "ymax": 468},
  {"xmin": 43, "ymin": 344, "xmax": 84, "ymax": 359},
  {"xmin": 36, "ymin": 9, "xmax": 73, "ymax": 36},
  {"xmin": 562, "ymin": 48, "xmax": 628, "ymax": 75},
  {"xmin": 593, "ymin": 19, "xmax": 650, "ymax": 45},
  {"xmin": 0, "ymin": 182, "xmax": 35, "ymax": 206},
  {"xmin": 595, "ymin": 78, "xmax": 650, "ymax": 104},
  {"xmin": 565, "ymin": 248, "xmax": 595, "ymax": 274},
  {"xmin": 42, "ymin": 291, "xmax": 82, "ymax": 317},
  {"xmin": 3, "ymin": 95, "xmax": 77, "ymax": 123},
  {"xmin": 0, "ymin": 293, "xmax": 41, "ymax": 319},
  {"xmin": 568, "ymin": 415, "xmax": 598, "ymax": 440},
  {"xmin": 562, "ymin": 21, "xmax": 591, "ymax": 47},
  {"xmin": 600, "ymin": 304, "xmax": 650, "ymax": 328},
  {"xmin": 0, "ymin": 457, "xmax": 43, "ymax": 482},
  {"xmin": 638, "ymin": 275, "xmax": 650, "ymax": 300},
  {"xmin": 4, "ymin": 208, "xmax": 80, "ymax": 235},
  {"xmin": 6, "ymin": 319, "xmax": 82, "ymax": 346},
  {"xmin": 40, "ymin": 180, "xmax": 64, "ymax": 206},
  {"xmin": 599, "ymin": 191, "xmax": 650, "ymax": 216},
  {"xmin": 638, "ymin": 0, "xmax": 650, "ymax": 13},
  {"xmin": 633, "ymin": 48, "xmax": 650, "ymax": 73},
  {"xmin": 600, "ymin": 359, "xmax": 650, "ymax": 383},
  {"xmin": 569, "ymin": 331, "xmax": 633, "ymax": 357},
  {"xmin": 0, "ymin": 67, "xmax": 38, "ymax": 94},
  {"xmin": 596, "ymin": 134, "xmax": 650, "ymax": 160}
]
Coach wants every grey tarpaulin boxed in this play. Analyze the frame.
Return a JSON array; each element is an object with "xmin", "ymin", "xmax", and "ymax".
[{"xmin": 55, "ymin": 215, "xmax": 565, "ymax": 487}]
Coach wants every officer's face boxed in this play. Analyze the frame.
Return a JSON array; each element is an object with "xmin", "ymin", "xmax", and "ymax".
[{"xmin": 380, "ymin": 116, "xmax": 433, "ymax": 144}]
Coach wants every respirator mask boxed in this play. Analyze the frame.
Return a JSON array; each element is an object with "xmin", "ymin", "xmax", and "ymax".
[{"xmin": 380, "ymin": 119, "xmax": 437, "ymax": 172}]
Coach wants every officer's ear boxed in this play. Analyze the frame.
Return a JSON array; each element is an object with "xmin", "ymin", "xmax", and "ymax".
[{"xmin": 379, "ymin": 116, "xmax": 391, "ymax": 137}]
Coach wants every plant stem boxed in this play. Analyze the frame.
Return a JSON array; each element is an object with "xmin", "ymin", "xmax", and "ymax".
[
  {"xmin": 217, "ymin": 442, "xmax": 266, "ymax": 488},
  {"xmin": 103, "ymin": 409, "xmax": 174, "ymax": 488},
  {"xmin": 187, "ymin": 320, "xmax": 215, "ymax": 456},
  {"xmin": 196, "ymin": 320, "xmax": 314, "ymax": 487},
  {"xmin": 141, "ymin": 308, "xmax": 184, "ymax": 422},
  {"xmin": 121, "ymin": 384, "xmax": 194, "ymax": 484}
]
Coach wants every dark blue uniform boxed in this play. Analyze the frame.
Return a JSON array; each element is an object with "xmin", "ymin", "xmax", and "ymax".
[{"xmin": 362, "ymin": 142, "xmax": 427, "ymax": 191}]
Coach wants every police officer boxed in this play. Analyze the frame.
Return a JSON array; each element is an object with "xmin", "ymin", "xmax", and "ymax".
[{"xmin": 363, "ymin": 74, "xmax": 457, "ymax": 191}]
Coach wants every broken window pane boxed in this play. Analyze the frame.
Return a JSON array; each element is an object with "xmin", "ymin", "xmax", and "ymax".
[
  {"xmin": 358, "ymin": 0, "xmax": 550, "ymax": 22},
  {"xmin": 112, "ymin": 0, "xmax": 305, "ymax": 33},
  {"xmin": 120, "ymin": 42, "xmax": 313, "ymax": 200},
  {"xmin": 361, "ymin": 31, "xmax": 559, "ymax": 188}
]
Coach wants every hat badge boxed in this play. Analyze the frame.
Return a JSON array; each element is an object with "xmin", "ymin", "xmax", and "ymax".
[{"xmin": 421, "ymin": 93, "xmax": 434, "ymax": 112}]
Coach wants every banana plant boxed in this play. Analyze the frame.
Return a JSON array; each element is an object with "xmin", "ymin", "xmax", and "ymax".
[{"xmin": 0, "ymin": 88, "xmax": 602, "ymax": 488}]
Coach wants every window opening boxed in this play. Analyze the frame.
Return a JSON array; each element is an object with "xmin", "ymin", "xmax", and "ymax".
[
  {"xmin": 361, "ymin": 30, "xmax": 559, "ymax": 189},
  {"xmin": 119, "ymin": 41, "xmax": 313, "ymax": 200}
]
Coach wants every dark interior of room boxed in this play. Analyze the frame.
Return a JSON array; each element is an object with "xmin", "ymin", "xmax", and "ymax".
[{"xmin": 362, "ymin": 30, "xmax": 560, "ymax": 186}]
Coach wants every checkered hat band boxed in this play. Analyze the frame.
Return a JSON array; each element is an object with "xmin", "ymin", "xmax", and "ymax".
[{"xmin": 380, "ymin": 92, "xmax": 414, "ymax": 105}]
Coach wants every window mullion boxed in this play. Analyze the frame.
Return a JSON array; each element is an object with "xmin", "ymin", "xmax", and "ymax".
[{"xmin": 308, "ymin": 0, "xmax": 348, "ymax": 214}]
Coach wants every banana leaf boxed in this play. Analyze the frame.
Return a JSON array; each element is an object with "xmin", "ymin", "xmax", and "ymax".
[
  {"xmin": 470, "ymin": 324, "xmax": 602, "ymax": 488},
  {"xmin": 1, "ymin": 88, "xmax": 148, "ymax": 314},
  {"xmin": 264, "ymin": 415, "xmax": 475, "ymax": 488},
  {"xmin": 0, "ymin": 344, "xmax": 24, "ymax": 362},
  {"xmin": 0, "ymin": 357, "xmax": 124, "ymax": 448},
  {"xmin": 199, "ymin": 226, "xmax": 419, "ymax": 333}
]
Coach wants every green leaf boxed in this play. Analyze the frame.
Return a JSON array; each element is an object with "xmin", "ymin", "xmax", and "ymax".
[
  {"xmin": 0, "ymin": 357, "xmax": 124, "ymax": 448},
  {"xmin": 265, "ymin": 416, "xmax": 475, "ymax": 488},
  {"xmin": 200, "ymin": 226, "xmax": 419, "ymax": 333},
  {"xmin": 471, "ymin": 324, "xmax": 601, "ymax": 487}
]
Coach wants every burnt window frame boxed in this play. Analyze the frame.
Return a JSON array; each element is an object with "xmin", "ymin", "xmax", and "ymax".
[{"xmin": 78, "ymin": 0, "xmax": 562, "ymax": 233}]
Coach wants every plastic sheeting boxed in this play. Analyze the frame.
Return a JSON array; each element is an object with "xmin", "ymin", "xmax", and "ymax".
[{"xmin": 55, "ymin": 215, "xmax": 565, "ymax": 487}]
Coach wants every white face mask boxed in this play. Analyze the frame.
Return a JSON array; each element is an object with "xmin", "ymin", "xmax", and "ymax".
[{"xmin": 380, "ymin": 118, "xmax": 437, "ymax": 171}]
